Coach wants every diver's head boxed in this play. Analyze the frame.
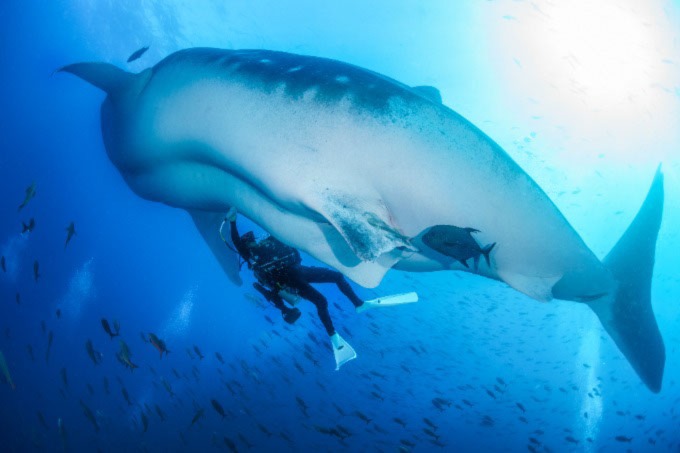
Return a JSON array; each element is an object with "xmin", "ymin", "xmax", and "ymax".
[{"xmin": 241, "ymin": 231, "xmax": 257, "ymax": 247}]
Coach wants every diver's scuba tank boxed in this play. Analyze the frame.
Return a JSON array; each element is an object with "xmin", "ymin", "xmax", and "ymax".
[{"xmin": 278, "ymin": 288, "xmax": 300, "ymax": 306}]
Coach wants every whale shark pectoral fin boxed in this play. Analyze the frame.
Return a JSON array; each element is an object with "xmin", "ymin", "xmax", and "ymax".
[
  {"xmin": 188, "ymin": 209, "xmax": 242, "ymax": 286},
  {"xmin": 497, "ymin": 270, "xmax": 561, "ymax": 302},
  {"xmin": 317, "ymin": 191, "xmax": 414, "ymax": 262}
]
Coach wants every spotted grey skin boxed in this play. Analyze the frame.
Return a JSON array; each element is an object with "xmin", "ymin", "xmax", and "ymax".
[
  {"xmin": 421, "ymin": 225, "xmax": 495, "ymax": 270},
  {"xmin": 162, "ymin": 48, "xmax": 425, "ymax": 111},
  {"xmin": 61, "ymin": 47, "xmax": 665, "ymax": 392}
]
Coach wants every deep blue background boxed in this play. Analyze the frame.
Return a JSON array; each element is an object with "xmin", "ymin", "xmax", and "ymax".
[{"xmin": 1, "ymin": 1, "xmax": 679, "ymax": 451}]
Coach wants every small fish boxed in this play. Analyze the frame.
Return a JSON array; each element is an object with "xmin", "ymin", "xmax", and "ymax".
[
  {"xmin": 15, "ymin": 293, "xmax": 21, "ymax": 305},
  {"xmin": 121, "ymin": 387, "xmax": 132, "ymax": 405},
  {"xmin": 423, "ymin": 417, "xmax": 437, "ymax": 430},
  {"xmin": 18, "ymin": 182, "xmax": 37, "ymax": 211},
  {"xmin": 211, "ymin": 399, "xmax": 226, "ymax": 418},
  {"xmin": 148, "ymin": 333, "xmax": 170, "ymax": 358},
  {"xmin": 215, "ymin": 352, "xmax": 225, "ymax": 364},
  {"xmin": 60, "ymin": 368, "xmax": 68, "ymax": 388},
  {"xmin": 154, "ymin": 404, "xmax": 165, "ymax": 422},
  {"xmin": 101, "ymin": 319, "xmax": 119, "ymax": 339},
  {"xmin": 141, "ymin": 411, "xmax": 149, "ymax": 433},
  {"xmin": 22, "ymin": 218, "xmax": 36, "ymax": 234},
  {"xmin": 116, "ymin": 340, "xmax": 139, "ymax": 371},
  {"xmin": 516, "ymin": 402, "xmax": 526, "ymax": 413},
  {"xmin": 127, "ymin": 46, "xmax": 149, "ymax": 63},
  {"xmin": 85, "ymin": 339, "xmax": 102, "ymax": 365},
  {"xmin": 223, "ymin": 436, "xmax": 238, "ymax": 453},
  {"xmin": 37, "ymin": 411, "xmax": 49, "ymax": 430},
  {"xmin": 46, "ymin": 331, "xmax": 54, "ymax": 363},
  {"xmin": 423, "ymin": 427, "xmax": 439, "ymax": 440},
  {"xmin": 161, "ymin": 377, "xmax": 174, "ymax": 397},
  {"xmin": 432, "ymin": 397, "xmax": 452, "ymax": 411},
  {"xmin": 296, "ymin": 396, "xmax": 309, "ymax": 417},
  {"xmin": 480, "ymin": 415, "xmax": 494, "ymax": 427},
  {"xmin": 0, "ymin": 350, "xmax": 16, "ymax": 390},
  {"xmin": 0, "ymin": 256, "xmax": 5, "ymax": 272},
  {"xmin": 190, "ymin": 408, "xmax": 205, "ymax": 427},
  {"xmin": 193, "ymin": 345, "xmax": 204, "ymax": 360},
  {"xmin": 333, "ymin": 403, "xmax": 346, "ymax": 416},
  {"xmin": 55, "ymin": 309, "xmax": 62, "ymax": 319},
  {"xmin": 393, "ymin": 417, "xmax": 407, "ymax": 428},
  {"xmin": 257, "ymin": 423, "xmax": 272, "ymax": 436},
  {"xmin": 64, "ymin": 222, "xmax": 76, "ymax": 248},
  {"xmin": 355, "ymin": 411, "xmax": 372, "ymax": 424},
  {"xmin": 58, "ymin": 418, "xmax": 68, "ymax": 451},
  {"xmin": 565, "ymin": 436, "xmax": 579, "ymax": 444},
  {"xmin": 80, "ymin": 399, "xmax": 99, "ymax": 432},
  {"xmin": 26, "ymin": 344, "xmax": 35, "ymax": 361},
  {"xmin": 615, "ymin": 436, "xmax": 632, "ymax": 443},
  {"xmin": 33, "ymin": 260, "xmax": 40, "ymax": 281}
]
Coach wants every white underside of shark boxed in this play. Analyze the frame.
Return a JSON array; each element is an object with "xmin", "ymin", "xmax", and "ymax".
[{"xmin": 61, "ymin": 47, "xmax": 665, "ymax": 392}]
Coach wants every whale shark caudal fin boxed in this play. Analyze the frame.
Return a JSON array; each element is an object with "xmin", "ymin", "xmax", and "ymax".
[
  {"xmin": 59, "ymin": 63, "xmax": 134, "ymax": 95},
  {"xmin": 588, "ymin": 166, "xmax": 665, "ymax": 393}
]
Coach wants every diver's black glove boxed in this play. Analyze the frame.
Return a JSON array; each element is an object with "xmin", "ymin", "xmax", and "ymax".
[{"xmin": 253, "ymin": 282, "xmax": 274, "ymax": 302}]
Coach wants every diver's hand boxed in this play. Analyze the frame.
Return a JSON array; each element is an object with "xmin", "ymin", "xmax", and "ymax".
[{"xmin": 225, "ymin": 207, "xmax": 237, "ymax": 222}]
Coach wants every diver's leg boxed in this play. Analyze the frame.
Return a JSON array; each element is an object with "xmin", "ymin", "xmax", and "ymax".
[
  {"xmin": 297, "ymin": 266, "xmax": 363, "ymax": 308},
  {"xmin": 293, "ymin": 281, "xmax": 336, "ymax": 336}
]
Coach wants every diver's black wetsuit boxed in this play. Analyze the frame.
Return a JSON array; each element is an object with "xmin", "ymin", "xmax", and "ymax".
[{"xmin": 230, "ymin": 220, "xmax": 362, "ymax": 336}]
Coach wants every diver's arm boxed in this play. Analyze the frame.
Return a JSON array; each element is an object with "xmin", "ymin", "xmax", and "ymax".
[{"xmin": 229, "ymin": 220, "xmax": 251, "ymax": 262}]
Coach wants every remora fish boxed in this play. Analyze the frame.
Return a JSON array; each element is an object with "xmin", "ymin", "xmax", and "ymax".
[
  {"xmin": 0, "ymin": 350, "xmax": 16, "ymax": 390},
  {"xmin": 61, "ymin": 47, "xmax": 666, "ymax": 391}
]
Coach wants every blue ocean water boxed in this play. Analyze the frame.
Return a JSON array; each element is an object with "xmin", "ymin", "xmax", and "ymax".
[{"xmin": 1, "ymin": 1, "xmax": 679, "ymax": 451}]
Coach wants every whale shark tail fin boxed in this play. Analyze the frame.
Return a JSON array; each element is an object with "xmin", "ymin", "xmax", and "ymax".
[
  {"xmin": 589, "ymin": 166, "xmax": 665, "ymax": 393},
  {"xmin": 59, "ymin": 63, "xmax": 134, "ymax": 96}
]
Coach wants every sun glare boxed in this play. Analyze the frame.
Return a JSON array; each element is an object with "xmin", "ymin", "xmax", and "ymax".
[
  {"xmin": 486, "ymin": 0, "xmax": 679, "ymax": 163},
  {"xmin": 541, "ymin": 2, "xmax": 657, "ymax": 107}
]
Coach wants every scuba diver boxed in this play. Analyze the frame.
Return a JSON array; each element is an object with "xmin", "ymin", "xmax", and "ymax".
[{"xmin": 221, "ymin": 208, "xmax": 419, "ymax": 369}]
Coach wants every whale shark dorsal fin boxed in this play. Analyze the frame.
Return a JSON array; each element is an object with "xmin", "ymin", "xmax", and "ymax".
[
  {"xmin": 59, "ymin": 62, "xmax": 134, "ymax": 96},
  {"xmin": 412, "ymin": 85, "xmax": 442, "ymax": 104}
]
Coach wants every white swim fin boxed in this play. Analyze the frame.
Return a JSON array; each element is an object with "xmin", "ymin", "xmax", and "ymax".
[
  {"xmin": 330, "ymin": 333, "xmax": 357, "ymax": 370},
  {"xmin": 356, "ymin": 291, "xmax": 419, "ymax": 314}
]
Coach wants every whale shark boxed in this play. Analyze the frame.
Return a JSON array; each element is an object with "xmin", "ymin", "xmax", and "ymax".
[{"xmin": 60, "ymin": 47, "xmax": 665, "ymax": 392}]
